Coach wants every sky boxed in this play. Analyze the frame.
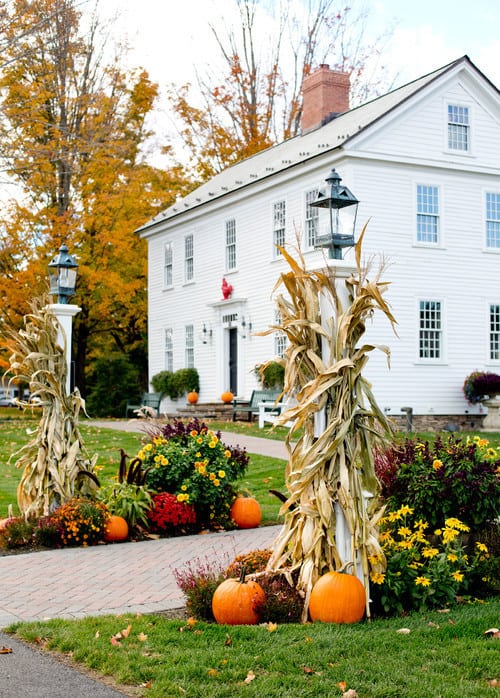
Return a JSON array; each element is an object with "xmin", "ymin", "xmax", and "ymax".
[{"xmin": 103, "ymin": 0, "xmax": 500, "ymax": 90}]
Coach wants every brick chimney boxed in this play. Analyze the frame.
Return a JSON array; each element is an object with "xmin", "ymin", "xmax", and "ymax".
[{"xmin": 301, "ymin": 64, "xmax": 350, "ymax": 133}]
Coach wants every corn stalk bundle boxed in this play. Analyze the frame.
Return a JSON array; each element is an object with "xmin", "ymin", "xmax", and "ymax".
[
  {"xmin": 7, "ymin": 297, "xmax": 98, "ymax": 518},
  {"xmin": 265, "ymin": 227, "xmax": 397, "ymax": 621}
]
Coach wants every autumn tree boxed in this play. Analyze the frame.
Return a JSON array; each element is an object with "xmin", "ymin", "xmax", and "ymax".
[
  {"xmin": 167, "ymin": 0, "xmax": 395, "ymax": 180},
  {"xmin": 0, "ymin": 0, "xmax": 190, "ymax": 394}
]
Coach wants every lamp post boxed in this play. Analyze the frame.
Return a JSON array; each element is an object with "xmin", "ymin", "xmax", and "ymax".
[
  {"xmin": 310, "ymin": 168, "xmax": 359, "ymax": 260},
  {"xmin": 48, "ymin": 243, "xmax": 81, "ymax": 394}
]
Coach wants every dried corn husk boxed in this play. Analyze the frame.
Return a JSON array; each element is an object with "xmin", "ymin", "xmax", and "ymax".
[
  {"xmin": 264, "ymin": 227, "xmax": 397, "ymax": 621},
  {"xmin": 6, "ymin": 296, "xmax": 98, "ymax": 518}
]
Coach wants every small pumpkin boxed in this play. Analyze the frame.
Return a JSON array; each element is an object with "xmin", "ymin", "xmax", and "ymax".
[
  {"xmin": 212, "ymin": 566, "xmax": 266, "ymax": 625},
  {"xmin": 221, "ymin": 390, "xmax": 234, "ymax": 404},
  {"xmin": 187, "ymin": 391, "xmax": 199, "ymax": 404},
  {"xmin": 103, "ymin": 514, "xmax": 129, "ymax": 543},
  {"xmin": 0, "ymin": 505, "xmax": 14, "ymax": 530},
  {"xmin": 309, "ymin": 566, "xmax": 366, "ymax": 623},
  {"xmin": 230, "ymin": 495, "xmax": 262, "ymax": 529}
]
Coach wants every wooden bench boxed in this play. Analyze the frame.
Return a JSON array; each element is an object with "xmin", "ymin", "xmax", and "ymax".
[
  {"xmin": 125, "ymin": 392, "xmax": 162, "ymax": 418},
  {"xmin": 232, "ymin": 389, "xmax": 281, "ymax": 422}
]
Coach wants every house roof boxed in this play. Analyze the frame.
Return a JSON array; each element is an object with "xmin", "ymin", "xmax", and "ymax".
[{"xmin": 138, "ymin": 55, "xmax": 484, "ymax": 235}]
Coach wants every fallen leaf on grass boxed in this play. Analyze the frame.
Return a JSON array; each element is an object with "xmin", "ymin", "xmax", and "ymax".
[
  {"xmin": 121, "ymin": 624, "xmax": 132, "ymax": 638},
  {"xmin": 397, "ymin": 628, "xmax": 411, "ymax": 634},
  {"xmin": 137, "ymin": 632, "xmax": 148, "ymax": 642},
  {"xmin": 110, "ymin": 636, "xmax": 121, "ymax": 646},
  {"xmin": 94, "ymin": 631, "xmax": 100, "ymax": 639},
  {"xmin": 484, "ymin": 628, "xmax": 500, "ymax": 638},
  {"xmin": 343, "ymin": 690, "xmax": 359, "ymax": 697},
  {"xmin": 244, "ymin": 670, "xmax": 256, "ymax": 684},
  {"xmin": 267, "ymin": 622, "xmax": 278, "ymax": 632},
  {"xmin": 207, "ymin": 668, "xmax": 219, "ymax": 677},
  {"xmin": 487, "ymin": 679, "xmax": 498, "ymax": 687},
  {"xmin": 337, "ymin": 681, "xmax": 347, "ymax": 690},
  {"xmin": 140, "ymin": 680, "xmax": 153, "ymax": 688},
  {"xmin": 303, "ymin": 666, "xmax": 321, "ymax": 675},
  {"xmin": 0, "ymin": 646, "xmax": 13, "ymax": 654},
  {"xmin": 428, "ymin": 621, "xmax": 440, "ymax": 629},
  {"xmin": 224, "ymin": 634, "xmax": 232, "ymax": 646}
]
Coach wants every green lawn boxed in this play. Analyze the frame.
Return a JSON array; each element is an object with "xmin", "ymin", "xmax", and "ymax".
[{"xmin": 7, "ymin": 598, "xmax": 500, "ymax": 697}]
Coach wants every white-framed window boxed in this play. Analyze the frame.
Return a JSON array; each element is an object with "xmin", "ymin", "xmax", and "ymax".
[
  {"xmin": 447, "ymin": 104, "xmax": 469, "ymax": 152},
  {"xmin": 416, "ymin": 185, "xmax": 439, "ymax": 244},
  {"xmin": 185, "ymin": 324, "xmax": 194, "ymax": 368},
  {"xmin": 226, "ymin": 218, "xmax": 236, "ymax": 270},
  {"xmin": 163, "ymin": 242, "xmax": 173, "ymax": 288},
  {"xmin": 273, "ymin": 200, "xmax": 286, "ymax": 257},
  {"xmin": 184, "ymin": 234, "xmax": 194, "ymax": 282},
  {"xmin": 164, "ymin": 328, "xmax": 173, "ymax": 371},
  {"xmin": 490, "ymin": 304, "xmax": 500, "ymax": 360},
  {"xmin": 419, "ymin": 300, "xmax": 442, "ymax": 359},
  {"xmin": 305, "ymin": 189, "xmax": 319, "ymax": 248},
  {"xmin": 274, "ymin": 309, "xmax": 287, "ymax": 358},
  {"xmin": 486, "ymin": 192, "xmax": 500, "ymax": 249}
]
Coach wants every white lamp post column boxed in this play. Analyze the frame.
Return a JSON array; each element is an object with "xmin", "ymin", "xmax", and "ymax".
[
  {"xmin": 47, "ymin": 243, "xmax": 80, "ymax": 395},
  {"xmin": 47, "ymin": 302, "xmax": 81, "ymax": 394}
]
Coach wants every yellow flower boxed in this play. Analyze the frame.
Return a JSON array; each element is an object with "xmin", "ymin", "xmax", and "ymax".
[
  {"xmin": 224, "ymin": 450, "xmax": 231, "ymax": 458},
  {"xmin": 398, "ymin": 505, "xmax": 414, "ymax": 516},
  {"xmin": 422, "ymin": 547, "xmax": 439, "ymax": 558},
  {"xmin": 161, "ymin": 457, "xmax": 168, "ymax": 466},
  {"xmin": 387, "ymin": 511, "xmax": 402, "ymax": 522},
  {"xmin": 196, "ymin": 437, "xmax": 202, "ymax": 444},
  {"xmin": 442, "ymin": 527, "xmax": 460, "ymax": 543},
  {"xmin": 190, "ymin": 430, "xmax": 198, "ymax": 437},
  {"xmin": 451, "ymin": 570, "xmax": 464, "ymax": 583},
  {"xmin": 196, "ymin": 452, "xmax": 201, "ymax": 458},
  {"xmin": 475, "ymin": 542, "xmax": 488, "ymax": 553},
  {"xmin": 213, "ymin": 479, "xmax": 220, "ymax": 487},
  {"xmin": 209, "ymin": 441, "xmax": 217, "ymax": 449},
  {"xmin": 218, "ymin": 470, "xmax": 226, "ymax": 478},
  {"xmin": 398, "ymin": 526, "xmax": 412, "ymax": 538},
  {"xmin": 397, "ymin": 540, "xmax": 413, "ymax": 549},
  {"xmin": 144, "ymin": 443, "xmax": 153, "ymax": 451},
  {"xmin": 432, "ymin": 459, "xmax": 443, "ymax": 470},
  {"xmin": 444, "ymin": 517, "xmax": 469, "ymax": 532},
  {"xmin": 209, "ymin": 472, "xmax": 216, "ymax": 480},
  {"xmin": 415, "ymin": 576, "xmax": 431, "ymax": 587},
  {"xmin": 181, "ymin": 485, "xmax": 187, "ymax": 491},
  {"xmin": 447, "ymin": 553, "xmax": 458, "ymax": 562},
  {"xmin": 198, "ymin": 465, "xmax": 206, "ymax": 475},
  {"xmin": 370, "ymin": 572, "xmax": 385, "ymax": 584}
]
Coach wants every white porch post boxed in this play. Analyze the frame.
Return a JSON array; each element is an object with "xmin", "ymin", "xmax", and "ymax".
[{"xmin": 47, "ymin": 303, "xmax": 81, "ymax": 395}]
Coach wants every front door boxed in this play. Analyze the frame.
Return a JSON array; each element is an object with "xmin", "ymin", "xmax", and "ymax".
[{"xmin": 228, "ymin": 327, "xmax": 238, "ymax": 395}]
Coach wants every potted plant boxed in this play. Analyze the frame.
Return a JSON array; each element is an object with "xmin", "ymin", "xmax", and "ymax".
[{"xmin": 463, "ymin": 371, "xmax": 500, "ymax": 404}]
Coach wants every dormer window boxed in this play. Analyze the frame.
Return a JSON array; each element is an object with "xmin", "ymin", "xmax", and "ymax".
[{"xmin": 447, "ymin": 104, "xmax": 469, "ymax": 152}]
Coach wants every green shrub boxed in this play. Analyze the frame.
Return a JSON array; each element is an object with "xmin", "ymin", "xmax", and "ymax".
[
  {"xmin": 151, "ymin": 368, "xmax": 199, "ymax": 399},
  {"xmin": 86, "ymin": 356, "xmax": 142, "ymax": 417},
  {"xmin": 96, "ymin": 481, "xmax": 153, "ymax": 530},
  {"xmin": 0, "ymin": 516, "xmax": 36, "ymax": 549},
  {"xmin": 369, "ymin": 505, "xmax": 496, "ymax": 615},
  {"xmin": 375, "ymin": 434, "xmax": 499, "ymax": 531},
  {"xmin": 138, "ymin": 418, "xmax": 249, "ymax": 529},
  {"xmin": 49, "ymin": 497, "xmax": 109, "ymax": 546},
  {"xmin": 254, "ymin": 361, "xmax": 285, "ymax": 389}
]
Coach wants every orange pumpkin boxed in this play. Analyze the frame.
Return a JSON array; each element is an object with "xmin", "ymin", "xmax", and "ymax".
[
  {"xmin": 187, "ymin": 391, "xmax": 199, "ymax": 404},
  {"xmin": 309, "ymin": 568, "xmax": 366, "ymax": 623},
  {"xmin": 230, "ymin": 496, "xmax": 262, "ymax": 529},
  {"xmin": 103, "ymin": 515, "xmax": 129, "ymax": 543},
  {"xmin": 212, "ymin": 566, "xmax": 266, "ymax": 625},
  {"xmin": 221, "ymin": 391, "xmax": 234, "ymax": 403}
]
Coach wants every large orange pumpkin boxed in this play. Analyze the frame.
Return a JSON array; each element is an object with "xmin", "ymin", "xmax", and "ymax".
[
  {"xmin": 230, "ymin": 495, "xmax": 262, "ymax": 529},
  {"xmin": 103, "ymin": 515, "xmax": 129, "ymax": 543},
  {"xmin": 212, "ymin": 567, "xmax": 266, "ymax": 625},
  {"xmin": 187, "ymin": 391, "xmax": 199, "ymax": 404},
  {"xmin": 220, "ymin": 391, "xmax": 234, "ymax": 403},
  {"xmin": 309, "ymin": 568, "xmax": 366, "ymax": 623}
]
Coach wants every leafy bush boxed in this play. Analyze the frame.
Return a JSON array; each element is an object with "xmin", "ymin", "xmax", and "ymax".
[
  {"xmin": 370, "ymin": 505, "xmax": 496, "ymax": 615},
  {"xmin": 463, "ymin": 371, "xmax": 500, "ymax": 404},
  {"xmin": 96, "ymin": 481, "xmax": 153, "ymax": 530},
  {"xmin": 375, "ymin": 435, "xmax": 499, "ymax": 531},
  {"xmin": 254, "ymin": 361, "xmax": 285, "ymax": 389},
  {"xmin": 138, "ymin": 418, "xmax": 249, "ymax": 529},
  {"xmin": 49, "ymin": 497, "xmax": 109, "ymax": 546},
  {"xmin": 173, "ymin": 556, "xmax": 228, "ymax": 621},
  {"xmin": 151, "ymin": 368, "xmax": 199, "ymax": 399},
  {"xmin": 0, "ymin": 516, "xmax": 36, "ymax": 549},
  {"xmin": 225, "ymin": 549, "xmax": 272, "ymax": 577},
  {"xmin": 86, "ymin": 356, "xmax": 142, "ymax": 417},
  {"xmin": 147, "ymin": 492, "xmax": 197, "ymax": 535}
]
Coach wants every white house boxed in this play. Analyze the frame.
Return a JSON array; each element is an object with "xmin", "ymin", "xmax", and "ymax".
[{"xmin": 137, "ymin": 56, "xmax": 500, "ymax": 430}]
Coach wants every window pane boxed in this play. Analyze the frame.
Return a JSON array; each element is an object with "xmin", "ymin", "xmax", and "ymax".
[
  {"xmin": 273, "ymin": 201, "xmax": 286, "ymax": 256},
  {"xmin": 164, "ymin": 328, "xmax": 173, "ymax": 371},
  {"xmin": 185, "ymin": 324, "xmax": 194, "ymax": 368},
  {"xmin": 447, "ymin": 104, "xmax": 469, "ymax": 151},
  {"xmin": 274, "ymin": 309, "xmax": 287, "ymax": 357},
  {"xmin": 164, "ymin": 242, "xmax": 173, "ymax": 287},
  {"xmin": 226, "ymin": 219, "xmax": 236, "ymax": 270},
  {"xmin": 486, "ymin": 193, "xmax": 500, "ymax": 248},
  {"xmin": 185, "ymin": 235, "xmax": 194, "ymax": 281},
  {"xmin": 490, "ymin": 304, "xmax": 500, "ymax": 360},
  {"xmin": 419, "ymin": 300, "xmax": 441, "ymax": 359},
  {"xmin": 305, "ymin": 190, "xmax": 319, "ymax": 248},
  {"xmin": 417, "ymin": 185, "xmax": 439, "ymax": 243}
]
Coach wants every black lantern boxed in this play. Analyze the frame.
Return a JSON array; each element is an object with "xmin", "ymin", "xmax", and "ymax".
[
  {"xmin": 311, "ymin": 168, "xmax": 359, "ymax": 260},
  {"xmin": 48, "ymin": 243, "xmax": 78, "ymax": 304}
]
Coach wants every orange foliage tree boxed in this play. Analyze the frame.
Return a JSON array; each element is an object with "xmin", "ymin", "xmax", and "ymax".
[
  {"xmin": 0, "ymin": 0, "xmax": 191, "ymax": 393},
  {"xmin": 167, "ymin": 0, "xmax": 395, "ymax": 180}
]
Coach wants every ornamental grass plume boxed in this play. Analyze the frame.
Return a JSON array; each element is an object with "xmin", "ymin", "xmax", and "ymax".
[{"xmin": 263, "ymin": 227, "xmax": 397, "ymax": 621}]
